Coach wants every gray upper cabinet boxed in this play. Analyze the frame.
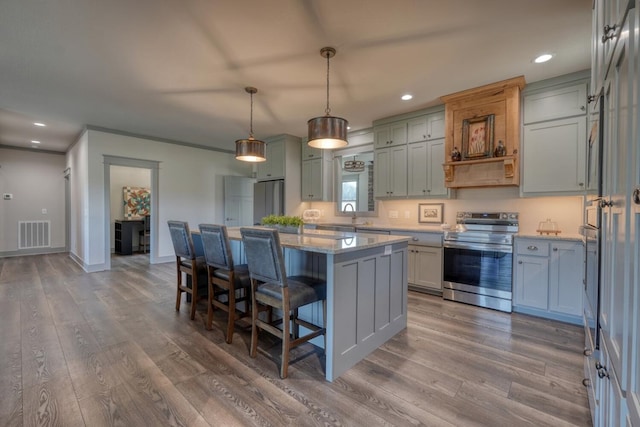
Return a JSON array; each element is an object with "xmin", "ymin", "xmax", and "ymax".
[
  {"xmin": 374, "ymin": 122, "xmax": 407, "ymax": 149},
  {"xmin": 521, "ymin": 77, "xmax": 589, "ymax": 196},
  {"xmin": 407, "ymin": 139, "xmax": 448, "ymax": 197},
  {"xmin": 374, "ymin": 145, "xmax": 407, "ymax": 198},
  {"xmin": 407, "ymin": 111, "xmax": 445, "ymax": 143},
  {"xmin": 301, "ymin": 139, "xmax": 324, "ymax": 160},
  {"xmin": 521, "ymin": 116, "xmax": 587, "ymax": 194},
  {"xmin": 523, "ymin": 82, "xmax": 588, "ymax": 124},
  {"xmin": 256, "ymin": 139, "xmax": 286, "ymax": 180},
  {"xmin": 301, "ymin": 141, "xmax": 332, "ymax": 201}
]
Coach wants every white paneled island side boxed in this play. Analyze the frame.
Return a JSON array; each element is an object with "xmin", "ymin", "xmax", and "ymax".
[{"xmin": 225, "ymin": 228, "xmax": 410, "ymax": 381}]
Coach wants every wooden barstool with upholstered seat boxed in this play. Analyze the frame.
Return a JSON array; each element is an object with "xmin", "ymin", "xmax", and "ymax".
[
  {"xmin": 240, "ymin": 227, "xmax": 326, "ymax": 379},
  {"xmin": 167, "ymin": 220, "xmax": 208, "ymax": 320},
  {"xmin": 198, "ymin": 223, "xmax": 252, "ymax": 343}
]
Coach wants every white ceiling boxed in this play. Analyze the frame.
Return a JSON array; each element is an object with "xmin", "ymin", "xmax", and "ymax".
[{"xmin": 0, "ymin": 0, "xmax": 592, "ymax": 153}]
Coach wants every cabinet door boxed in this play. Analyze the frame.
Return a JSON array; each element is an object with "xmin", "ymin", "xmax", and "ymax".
[
  {"xmin": 375, "ymin": 122, "xmax": 407, "ymax": 148},
  {"xmin": 427, "ymin": 139, "xmax": 448, "ymax": 197},
  {"xmin": 301, "ymin": 158, "xmax": 324, "ymax": 201},
  {"xmin": 412, "ymin": 246, "xmax": 442, "ymax": 291},
  {"xmin": 524, "ymin": 83, "xmax": 588, "ymax": 123},
  {"xmin": 427, "ymin": 112, "xmax": 445, "ymax": 140},
  {"xmin": 514, "ymin": 255, "xmax": 549, "ymax": 310},
  {"xmin": 374, "ymin": 148, "xmax": 391, "ymax": 197},
  {"xmin": 257, "ymin": 140, "xmax": 285, "ymax": 180},
  {"xmin": 548, "ymin": 241, "xmax": 583, "ymax": 316},
  {"xmin": 301, "ymin": 139, "xmax": 322, "ymax": 160},
  {"xmin": 628, "ymin": 9, "xmax": 640, "ymax": 422},
  {"xmin": 407, "ymin": 117, "xmax": 428, "ymax": 143},
  {"xmin": 407, "ymin": 142, "xmax": 428, "ymax": 196},
  {"xmin": 600, "ymin": 20, "xmax": 632, "ymax": 395},
  {"xmin": 389, "ymin": 145, "xmax": 407, "ymax": 197},
  {"xmin": 522, "ymin": 116, "xmax": 587, "ymax": 194},
  {"xmin": 407, "ymin": 246, "xmax": 416, "ymax": 285}
]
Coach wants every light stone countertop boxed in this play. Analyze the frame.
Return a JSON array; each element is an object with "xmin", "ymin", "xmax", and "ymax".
[
  {"xmin": 227, "ymin": 227, "xmax": 410, "ymax": 255},
  {"xmin": 516, "ymin": 233, "xmax": 582, "ymax": 242}
]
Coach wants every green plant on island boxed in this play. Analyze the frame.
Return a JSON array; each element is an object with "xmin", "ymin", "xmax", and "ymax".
[{"xmin": 261, "ymin": 215, "xmax": 304, "ymax": 228}]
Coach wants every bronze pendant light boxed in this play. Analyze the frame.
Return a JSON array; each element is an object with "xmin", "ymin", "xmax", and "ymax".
[
  {"xmin": 235, "ymin": 86, "xmax": 267, "ymax": 162},
  {"xmin": 307, "ymin": 47, "xmax": 348, "ymax": 149}
]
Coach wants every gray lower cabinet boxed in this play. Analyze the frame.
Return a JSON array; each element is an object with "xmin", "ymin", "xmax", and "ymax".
[
  {"xmin": 408, "ymin": 245, "xmax": 442, "ymax": 293},
  {"xmin": 513, "ymin": 238, "xmax": 583, "ymax": 323}
]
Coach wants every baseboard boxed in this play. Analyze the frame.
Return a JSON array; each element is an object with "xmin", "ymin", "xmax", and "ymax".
[
  {"xmin": 0, "ymin": 246, "xmax": 66, "ymax": 258},
  {"xmin": 69, "ymin": 252, "xmax": 108, "ymax": 273}
]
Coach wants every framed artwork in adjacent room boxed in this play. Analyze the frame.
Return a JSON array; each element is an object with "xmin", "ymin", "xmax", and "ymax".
[
  {"xmin": 418, "ymin": 203, "xmax": 444, "ymax": 223},
  {"xmin": 123, "ymin": 186, "xmax": 150, "ymax": 219}
]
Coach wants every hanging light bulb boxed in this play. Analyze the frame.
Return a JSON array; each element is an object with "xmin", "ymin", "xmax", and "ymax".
[
  {"xmin": 307, "ymin": 47, "xmax": 348, "ymax": 149},
  {"xmin": 235, "ymin": 87, "xmax": 267, "ymax": 162}
]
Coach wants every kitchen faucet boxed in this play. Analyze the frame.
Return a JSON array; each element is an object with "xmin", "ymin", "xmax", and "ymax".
[{"xmin": 343, "ymin": 203, "xmax": 357, "ymax": 224}]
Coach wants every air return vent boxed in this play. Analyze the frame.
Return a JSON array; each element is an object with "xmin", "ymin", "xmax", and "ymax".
[{"xmin": 18, "ymin": 220, "xmax": 50, "ymax": 249}]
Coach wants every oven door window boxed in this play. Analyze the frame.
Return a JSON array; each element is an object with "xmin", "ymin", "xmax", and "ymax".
[{"xmin": 443, "ymin": 247, "xmax": 513, "ymax": 293}]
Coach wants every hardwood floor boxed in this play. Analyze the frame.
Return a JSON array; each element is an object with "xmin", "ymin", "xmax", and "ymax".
[{"xmin": 0, "ymin": 253, "xmax": 591, "ymax": 426}]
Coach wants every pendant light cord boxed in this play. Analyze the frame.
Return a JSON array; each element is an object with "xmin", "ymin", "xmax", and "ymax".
[
  {"xmin": 249, "ymin": 91, "xmax": 254, "ymax": 138},
  {"xmin": 325, "ymin": 51, "xmax": 331, "ymax": 115}
]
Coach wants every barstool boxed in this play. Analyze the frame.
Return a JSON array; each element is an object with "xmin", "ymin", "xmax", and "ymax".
[
  {"xmin": 198, "ymin": 224, "xmax": 251, "ymax": 343},
  {"xmin": 167, "ymin": 220, "xmax": 208, "ymax": 320},
  {"xmin": 240, "ymin": 227, "xmax": 326, "ymax": 379}
]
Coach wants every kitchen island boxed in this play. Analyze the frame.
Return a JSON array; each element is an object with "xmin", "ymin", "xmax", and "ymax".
[{"xmin": 225, "ymin": 227, "xmax": 410, "ymax": 381}]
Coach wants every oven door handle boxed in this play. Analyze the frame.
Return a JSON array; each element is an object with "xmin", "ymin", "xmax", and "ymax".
[{"xmin": 444, "ymin": 241, "xmax": 513, "ymax": 253}]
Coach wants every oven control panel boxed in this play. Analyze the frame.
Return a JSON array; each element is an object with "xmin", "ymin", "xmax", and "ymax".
[{"xmin": 455, "ymin": 211, "xmax": 519, "ymax": 224}]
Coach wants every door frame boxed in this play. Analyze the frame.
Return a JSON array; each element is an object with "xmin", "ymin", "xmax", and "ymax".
[{"xmin": 103, "ymin": 155, "xmax": 160, "ymax": 270}]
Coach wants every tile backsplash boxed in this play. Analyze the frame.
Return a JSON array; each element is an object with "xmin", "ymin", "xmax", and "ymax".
[{"xmin": 305, "ymin": 187, "xmax": 583, "ymax": 236}]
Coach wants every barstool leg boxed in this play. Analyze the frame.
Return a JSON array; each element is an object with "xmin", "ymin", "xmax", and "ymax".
[
  {"xmin": 250, "ymin": 279, "xmax": 259, "ymax": 358},
  {"xmin": 175, "ymin": 259, "xmax": 182, "ymax": 311},
  {"xmin": 281, "ymin": 288, "xmax": 291, "ymax": 379}
]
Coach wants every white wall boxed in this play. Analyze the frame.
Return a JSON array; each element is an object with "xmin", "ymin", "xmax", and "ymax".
[
  {"xmin": 109, "ymin": 165, "xmax": 150, "ymax": 250},
  {"xmin": 67, "ymin": 129, "xmax": 252, "ymax": 271},
  {"xmin": 0, "ymin": 147, "xmax": 66, "ymax": 255},
  {"xmin": 66, "ymin": 131, "xmax": 89, "ymax": 263}
]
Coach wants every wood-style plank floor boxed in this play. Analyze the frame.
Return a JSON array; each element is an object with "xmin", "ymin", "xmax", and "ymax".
[{"xmin": 0, "ymin": 253, "xmax": 591, "ymax": 426}]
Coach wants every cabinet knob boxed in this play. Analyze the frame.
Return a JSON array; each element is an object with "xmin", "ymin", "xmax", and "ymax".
[
  {"xmin": 527, "ymin": 245, "xmax": 538, "ymax": 251},
  {"xmin": 633, "ymin": 188, "xmax": 640, "ymax": 205},
  {"xmin": 518, "ymin": 260, "xmax": 523, "ymax": 264},
  {"xmin": 553, "ymin": 247, "xmax": 558, "ymax": 252},
  {"xmin": 308, "ymin": 154, "xmax": 313, "ymax": 157},
  {"xmin": 582, "ymin": 378, "xmax": 591, "ymax": 387},
  {"xmin": 583, "ymin": 349, "xmax": 592, "ymax": 357},
  {"xmin": 580, "ymin": 106, "xmax": 585, "ymax": 111},
  {"xmin": 423, "ymin": 135, "xmax": 427, "ymax": 139},
  {"xmin": 587, "ymin": 94, "xmax": 597, "ymax": 103},
  {"xmin": 579, "ymin": 182, "xmax": 584, "ymax": 186}
]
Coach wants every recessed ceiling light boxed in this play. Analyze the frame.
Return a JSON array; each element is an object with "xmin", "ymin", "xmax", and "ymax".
[
  {"xmin": 33, "ymin": 122, "xmax": 46, "ymax": 127},
  {"xmin": 534, "ymin": 54, "xmax": 553, "ymax": 63},
  {"xmin": 401, "ymin": 94, "xmax": 413, "ymax": 101},
  {"xmin": 31, "ymin": 140, "xmax": 41, "ymax": 144},
  {"xmin": 347, "ymin": 126, "xmax": 351, "ymax": 130}
]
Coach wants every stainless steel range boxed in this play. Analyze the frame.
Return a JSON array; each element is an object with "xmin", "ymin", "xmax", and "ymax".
[{"xmin": 443, "ymin": 211, "xmax": 519, "ymax": 312}]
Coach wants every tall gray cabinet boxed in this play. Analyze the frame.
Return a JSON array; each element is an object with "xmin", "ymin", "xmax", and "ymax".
[{"xmin": 585, "ymin": 1, "xmax": 640, "ymax": 425}]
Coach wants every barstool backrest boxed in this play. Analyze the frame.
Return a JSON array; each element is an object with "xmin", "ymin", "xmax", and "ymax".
[
  {"xmin": 199, "ymin": 224, "xmax": 234, "ymax": 270},
  {"xmin": 240, "ymin": 227, "xmax": 288, "ymax": 288},
  {"xmin": 167, "ymin": 220, "xmax": 196, "ymax": 260}
]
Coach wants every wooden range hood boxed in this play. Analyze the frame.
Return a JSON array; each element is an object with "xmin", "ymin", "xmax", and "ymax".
[{"xmin": 440, "ymin": 76, "xmax": 525, "ymax": 188}]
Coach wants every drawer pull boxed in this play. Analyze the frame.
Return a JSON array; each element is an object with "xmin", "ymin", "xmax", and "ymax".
[{"xmin": 527, "ymin": 245, "xmax": 538, "ymax": 251}]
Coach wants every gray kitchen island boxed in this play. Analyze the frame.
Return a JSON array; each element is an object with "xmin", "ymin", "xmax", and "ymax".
[{"xmin": 225, "ymin": 227, "xmax": 410, "ymax": 381}]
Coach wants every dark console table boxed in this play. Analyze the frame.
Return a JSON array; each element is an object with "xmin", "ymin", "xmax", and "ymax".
[{"xmin": 115, "ymin": 219, "xmax": 144, "ymax": 255}]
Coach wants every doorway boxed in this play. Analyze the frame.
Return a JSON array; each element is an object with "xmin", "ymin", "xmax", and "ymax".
[{"xmin": 103, "ymin": 155, "xmax": 160, "ymax": 270}]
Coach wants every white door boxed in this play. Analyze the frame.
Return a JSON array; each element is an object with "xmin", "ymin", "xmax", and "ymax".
[{"xmin": 224, "ymin": 176, "xmax": 254, "ymax": 227}]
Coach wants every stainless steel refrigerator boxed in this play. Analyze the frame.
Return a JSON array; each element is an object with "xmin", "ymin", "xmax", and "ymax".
[{"xmin": 253, "ymin": 180, "xmax": 285, "ymax": 225}]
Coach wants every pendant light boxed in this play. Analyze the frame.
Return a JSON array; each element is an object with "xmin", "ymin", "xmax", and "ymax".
[
  {"xmin": 344, "ymin": 156, "xmax": 365, "ymax": 172},
  {"xmin": 235, "ymin": 86, "xmax": 267, "ymax": 162},
  {"xmin": 307, "ymin": 47, "xmax": 348, "ymax": 149}
]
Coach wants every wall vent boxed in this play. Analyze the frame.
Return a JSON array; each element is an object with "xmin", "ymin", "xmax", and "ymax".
[{"xmin": 18, "ymin": 220, "xmax": 51, "ymax": 249}]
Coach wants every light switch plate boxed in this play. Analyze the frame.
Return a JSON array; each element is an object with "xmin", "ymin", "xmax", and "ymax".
[{"xmin": 3, "ymin": 193, "xmax": 12, "ymax": 200}]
